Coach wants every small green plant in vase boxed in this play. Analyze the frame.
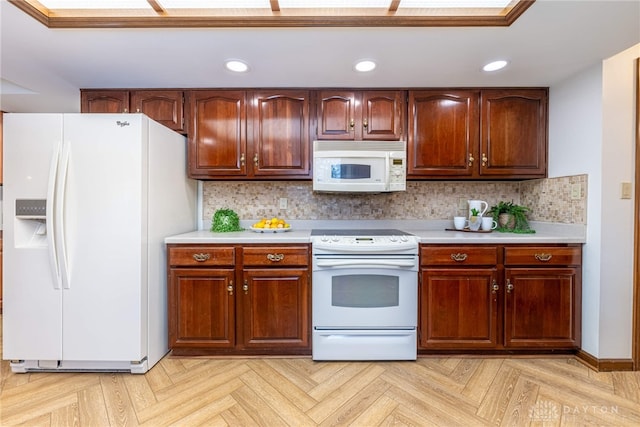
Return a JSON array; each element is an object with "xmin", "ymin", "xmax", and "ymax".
[
  {"xmin": 487, "ymin": 201, "xmax": 535, "ymax": 233},
  {"xmin": 468, "ymin": 208, "xmax": 482, "ymax": 231}
]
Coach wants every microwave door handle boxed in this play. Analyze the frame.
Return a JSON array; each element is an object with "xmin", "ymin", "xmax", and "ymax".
[{"xmin": 316, "ymin": 260, "xmax": 416, "ymax": 268}]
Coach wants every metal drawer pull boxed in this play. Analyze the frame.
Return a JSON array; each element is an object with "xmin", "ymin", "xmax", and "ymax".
[
  {"xmin": 491, "ymin": 281, "xmax": 499, "ymax": 294},
  {"xmin": 267, "ymin": 253, "xmax": 285, "ymax": 262},
  {"xmin": 450, "ymin": 253, "xmax": 468, "ymax": 262},
  {"xmin": 243, "ymin": 280, "xmax": 249, "ymax": 294},
  {"xmin": 227, "ymin": 282, "xmax": 234, "ymax": 296},
  {"xmin": 192, "ymin": 253, "xmax": 211, "ymax": 262},
  {"xmin": 534, "ymin": 253, "xmax": 553, "ymax": 262}
]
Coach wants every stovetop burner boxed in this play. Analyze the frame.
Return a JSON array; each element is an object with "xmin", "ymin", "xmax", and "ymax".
[{"xmin": 310, "ymin": 228, "xmax": 413, "ymax": 236}]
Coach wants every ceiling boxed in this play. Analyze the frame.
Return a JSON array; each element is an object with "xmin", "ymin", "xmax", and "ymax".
[{"xmin": 1, "ymin": 0, "xmax": 639, "ymax": 113}]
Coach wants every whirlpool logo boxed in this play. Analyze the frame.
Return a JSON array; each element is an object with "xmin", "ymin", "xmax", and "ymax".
[{"xmin": 116, "ymin": 121, "xmax": 130, "ymax": 127}]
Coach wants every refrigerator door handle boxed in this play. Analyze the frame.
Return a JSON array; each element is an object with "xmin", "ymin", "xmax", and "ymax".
[
  {"xmin": 57, "ymin": 140, "xmax": 72, "ymax": 289},
  {"xmin": 47, "ymin": 140, "xmax": 63, "ymax": 289}
]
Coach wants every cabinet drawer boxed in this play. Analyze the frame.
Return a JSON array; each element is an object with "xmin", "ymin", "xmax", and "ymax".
[
  {"xmin": 243, "ymin": 246, "xmax": 309, "ymax": 267},
  {"xmin": 421, "ymin": 246, "xmax": 498, "ymax": 266},
  {"xmin": 168, "ymin": 246, "xmax": 236, "ymax": 267},
  {"xmin": 504, "ymin": 246, "xmax": 581, "ymax": 266}
]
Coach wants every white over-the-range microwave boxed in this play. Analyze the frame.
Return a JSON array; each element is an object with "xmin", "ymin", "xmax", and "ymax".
[{"xmin": 312, "ymin": 140, "xmax": 407, "ymax": 193}]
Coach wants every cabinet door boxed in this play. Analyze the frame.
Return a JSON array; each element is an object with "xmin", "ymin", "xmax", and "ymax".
[
  {"xmin": 408, "ymin": 90, "xmax": 479, "ymax": 177},
  {"xmin": 130, "ymin": 90, "xmax": 184, "ymax": 132},
  {"xmin": 420, "ymin": 268, "xmax": 498, "ymax": 349},
  {"xmin": 188, "ymin": 90, "xmax": 247, "ymax": 178},
  {"xmin": 169, "ymin": 268, "xmax": 236, "ymax": 349},
  {"xmin": 240, "ymin": 269, "xmax": 310, "ymax": 350},
  {"xmin": 316, "ymin": 91, "xmax": 356, "ymax": 140},
  {"xmin": 361, "ymin": 90, "xmax": 405, "ymax": 141},
  {"xmin": 249, "ymin": 91, "xmax": 310, "ymax": 177},
  {"xmin": 504, "ymin": 267, "xmax": 580, "ymax": 349},
  {"xmin": 80, "ymin": 90, "xmax": 129, "ymax": 113},
  {"xmin": 480, "ymin": 89, "xmax": 548, "ymax": 177}
]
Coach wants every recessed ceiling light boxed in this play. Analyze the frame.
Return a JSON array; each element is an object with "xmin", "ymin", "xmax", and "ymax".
[
  {"xmin": 483, "ymin": 60, "xmax": 508, "ymax": 72},
  {"xmin": 354, "ymin": 60, "xmax": 376, "ymax": 72},
  {"xmin": 225, "ymin": 60, "xmax": 249, "ymax": 73}
]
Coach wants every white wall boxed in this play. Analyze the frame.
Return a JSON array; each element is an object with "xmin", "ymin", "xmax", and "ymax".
[
  {"xmin": 549, "ymin": 43, "xmax": 639, "ymax": 359},
  {"xmin": 549, "ymin": 64, "xmax": 604, "ymax": 356},
  {"xmin": 600, "ymin": 44, "xmax": 639, "ymax": 358}
]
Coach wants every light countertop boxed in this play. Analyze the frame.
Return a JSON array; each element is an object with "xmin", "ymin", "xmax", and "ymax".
[{"xmin": 165, "ymin": 220, "xmax": 586, "ymax": 245}]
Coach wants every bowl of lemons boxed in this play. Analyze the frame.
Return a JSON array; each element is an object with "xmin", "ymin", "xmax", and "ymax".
[{"xmin": 250, "ymin": 217, "xmax": 291, "ymax": 233}]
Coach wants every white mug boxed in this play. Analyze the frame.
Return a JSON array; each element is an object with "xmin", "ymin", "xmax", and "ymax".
[
  {"xmin": 468, "ymin": 200, "xmax": 489, "ymax": 218},
  {"xmin": 481, "ymin": 216, "xmax": 497, "ymax": 231},
  {"xmin": 453, "ymin": 216, "xmax": 468, "ymax": 230}
]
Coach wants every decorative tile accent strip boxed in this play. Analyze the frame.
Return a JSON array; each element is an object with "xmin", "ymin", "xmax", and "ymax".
[
  {"xmin": 203, "ymin": 181, "xmax": 520, "ymax": 222},
  {"xmin": 202, "ymin": 176, "xmax": 587, "ymax": 225}
]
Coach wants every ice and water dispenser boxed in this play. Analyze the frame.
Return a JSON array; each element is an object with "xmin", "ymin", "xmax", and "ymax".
[{"xmin": 14, "ymin": 199, "xmax": 48, "ymax": 247}]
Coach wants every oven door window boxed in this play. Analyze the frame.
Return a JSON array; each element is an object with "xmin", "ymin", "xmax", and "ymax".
[{"xmin": 332, "ymin": 274, "xmax": 399, "ymax": 308}]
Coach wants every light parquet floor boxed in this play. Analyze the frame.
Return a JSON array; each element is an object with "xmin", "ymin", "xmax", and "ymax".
[{"xmin": 2, "ymin": 325, "xmax": 640, "ymax": 426}]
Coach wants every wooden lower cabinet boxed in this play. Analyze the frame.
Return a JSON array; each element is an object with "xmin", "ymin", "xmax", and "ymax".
[
  {"xmin": 421, "ymin": 268, "xmax": 499, "ymax": 349},
  {"xmin": 504, "ymin": 246, "xmax": 581, "ymax": 349},
  {"xmin": 169, "ymin": 267, "xmax": 236, "ymax": 349},
  {"xmin": 241, "ymin": 268, "xmax": 309, "ymax": 349},
  {"xmin": 419, "ymin": 244, "xmax": 581, "ymax": 352},
  {"xmin": 167, "ymin": 244, "xmax": 311, "ymax": 355}
]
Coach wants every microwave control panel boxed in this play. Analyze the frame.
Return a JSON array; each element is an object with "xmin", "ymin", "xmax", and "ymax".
[{"xmin": 389, "ymin": 155, "xmax": 406, "ymax": 191}]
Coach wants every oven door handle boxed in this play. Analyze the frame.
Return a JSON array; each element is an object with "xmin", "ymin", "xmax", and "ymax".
[{"xmin": 316, "ymin": 260, "xmax": 416, "ymax": 268}]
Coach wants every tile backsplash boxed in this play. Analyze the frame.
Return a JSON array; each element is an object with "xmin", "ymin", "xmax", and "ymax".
[{"xmin": 202, "ymin": 175, "xmax": 587, "ymax": 225}]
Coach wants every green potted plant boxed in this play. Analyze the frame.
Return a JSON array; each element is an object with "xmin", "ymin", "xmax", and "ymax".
[
  {"xmin": 468, "ymin": 207, "xmax": 482, "ymax": 231},
  {"xmin": 488, "ymin": 201, "xmax": 534, "ymax": 233}
]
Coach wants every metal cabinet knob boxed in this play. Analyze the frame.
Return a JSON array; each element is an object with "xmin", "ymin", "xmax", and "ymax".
[
  {"xmin": 506, "ymin": 279, "xmax": 514, "ymax": 293},
  {"xmin": 491, "ymin": 281, "xmax": 499, "ymax": 294}
]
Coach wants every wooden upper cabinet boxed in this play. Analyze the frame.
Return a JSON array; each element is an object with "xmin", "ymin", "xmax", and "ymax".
[
  {"xmin": 316, "ymin": 90, "xmax": 405, "ymax": 141},
  {"xmin": 408, "ymin": 88, "xmax": 547, "ymax": 179},
  {"xmin": 81, "ymin": 90, "xmax": 129, "ymax": 113},
  {"xmin": 188, "ymin": 90, "xmax": 247, "ymax": 178},
  {"xmin": 249, "ymin": 91, "xmax": 310, "ymax": 177},
  {"xmin": 130, "ymin": 90, "xmax": 184, "ymax": 132},
  {"xmin": 188, "ymin": 90, "xmax": 311, "ymax": 180},
  {"xmin": 480, "ymin": 89, "xmax": 548, "ymax": 177},
  {"xmin": 408, "ymin": 90, "xmax": 479, "ymax": 177},
  {"xmin": 81, "ymin": 89, "xmax": 185, "ymax": 132}
]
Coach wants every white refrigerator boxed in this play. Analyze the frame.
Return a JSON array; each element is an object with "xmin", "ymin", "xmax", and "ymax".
[{"xmin": 2, "ymin": 113, "xmax": 197, "ymax": 373}]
